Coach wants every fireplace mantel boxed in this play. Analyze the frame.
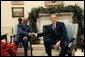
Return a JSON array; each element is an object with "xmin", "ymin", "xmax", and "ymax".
[
  {"xmin": 38, "ymin": 12, "xmax": 73, "ymax": 17},
  {"xmin": 37, "ymin": 12, "xmax": 73, "ymax": 23}
]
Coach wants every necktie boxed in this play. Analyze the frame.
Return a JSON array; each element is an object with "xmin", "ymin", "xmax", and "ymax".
[{"xmin": 52, "ymin": 23, "xmax": 56, "ymax": 30}]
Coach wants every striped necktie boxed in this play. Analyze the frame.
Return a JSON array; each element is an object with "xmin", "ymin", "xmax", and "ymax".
[{"xmin": 52, "ymin": 23, "xmax": 56, "ymax": 30}]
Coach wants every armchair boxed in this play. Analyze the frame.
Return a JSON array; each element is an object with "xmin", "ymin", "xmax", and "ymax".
[{"xmin": 43, "ymin": 23, "xmax": 78, "ymax": 56}]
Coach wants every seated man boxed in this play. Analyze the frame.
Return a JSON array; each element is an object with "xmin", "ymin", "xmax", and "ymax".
[
  {"xmin": 14, "ymin": 18, "xmax": 33, "ymax": 56},
  {"xmin": 33, "ymin": 14, "xmax": 69, "ymax": 56}
]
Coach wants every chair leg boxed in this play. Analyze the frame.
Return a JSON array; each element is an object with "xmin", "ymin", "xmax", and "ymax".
[
  {"xmin": 10, "ymin": 37, "xmax": 12, "ymax": 43},
  {"xmin": 29, "ymin": 42, "xmax": 32, "ymax": 56},
  {"xmin": 82, "ymin": 48, "xmax": 83, "ymax": 52},
  {"xmin": 31, "ymin": 47, "xmax": 33, "ymax": 56},
  {"xmin": 75, "ymin": 48, "xmax": 77, "ymax": 51},
  {"xmin": 81, "ymin": 46, "xmax": 84, "ymax": 52}
]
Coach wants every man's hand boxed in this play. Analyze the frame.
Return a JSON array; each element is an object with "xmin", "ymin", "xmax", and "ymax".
[
  {"xmin": 29, "ymin": 32, "xmax": 37, "ymax": 38},
  {"xmin": 23, "ymin": 36, "xmax": 28, "ymax": 40},
  {"xmin": 55, "ymin": 40, "xmax": 61, "ymax": 47}
]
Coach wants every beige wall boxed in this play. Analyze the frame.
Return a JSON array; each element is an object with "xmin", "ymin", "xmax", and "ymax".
[
  {"xmin": 64, "ymin": 1, "xmax": 84, "ymax": 9},
  {"xmin": 1, "ymin": 1, "xmax": 45, "ymax": 27}
]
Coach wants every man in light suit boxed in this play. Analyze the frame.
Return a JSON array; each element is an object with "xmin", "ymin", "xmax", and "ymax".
[
  {"xmin": 33, "ymin": 14, "xmax": 69, "ymax": 56},
  {"xmin": 14, "ymin": 18, "xmax": 33, "ymax": 56}
]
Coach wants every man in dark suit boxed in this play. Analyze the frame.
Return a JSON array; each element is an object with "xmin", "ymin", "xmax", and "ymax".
[
  {"xmin": 14, "ymin": 18, "xmax": 33, "ymax": 56},
  {"xmin": 33, "ymin": 14, "xmax": 69, "ymax": 56}
]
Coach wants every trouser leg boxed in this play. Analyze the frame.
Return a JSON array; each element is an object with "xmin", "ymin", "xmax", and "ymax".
[
  {"xmin": 22, "ymin": 38, "xmax": 28, "ymax": 56},
  {"xmin": 13, "ymin": 37, "xmax": 20, "ymax": 50},
  {"xmin": 59, "ymin": 41, "xmax": 68, "ymax": 56},
  {"xmin": 44, "ymin": 40, "xmax": 53, "ymax": 56}
]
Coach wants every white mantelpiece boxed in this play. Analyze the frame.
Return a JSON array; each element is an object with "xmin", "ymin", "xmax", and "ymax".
[{"xmin": 37, "ymin": 13, "xmax": 73, "ymax": 44}]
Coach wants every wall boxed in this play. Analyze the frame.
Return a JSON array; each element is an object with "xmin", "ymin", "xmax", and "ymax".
[{"xmin": 1, "ymin": 1, "xmax": 45, "ymax": 27}]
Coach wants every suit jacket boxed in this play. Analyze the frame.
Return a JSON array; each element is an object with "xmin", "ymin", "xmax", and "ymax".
[
  {"xmin": 16, "ymin": 23, "xmax": 33, "ymax": 41},
  {"xmin": 38, "ymin": 22, "xmax": 69, "ymax": 43}
]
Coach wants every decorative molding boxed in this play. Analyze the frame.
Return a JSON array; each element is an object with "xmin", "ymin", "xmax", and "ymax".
[
  {"xmin": 38, "ymin": 12, "xmax": 73, "ymax": 17},
  {"xmin": 45, "ymin": 1, "xmax": 63, "ymax": 7},
  {"xmin": 11, "ymin": 1, "xmax": 24, "ymax": 5}
]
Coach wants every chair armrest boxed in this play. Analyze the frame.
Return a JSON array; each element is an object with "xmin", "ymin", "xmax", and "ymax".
[
  {"xmin": 10, "ymin": 34, "xmax": 16, "ymax": 38},
  {"xmin": 68, "ymin": 42, "xmax": 73, "ymax": 48},
  {"xmin": 68, "ymin": 38, "xmax": 75, "ymax": 47},
  {"xmin": 69, "ymin": 38, "xmax": 75, "ymax": 42},
  {"xmin": 10, "ymin": 34, "xmax": 16, "ymax": 43}
]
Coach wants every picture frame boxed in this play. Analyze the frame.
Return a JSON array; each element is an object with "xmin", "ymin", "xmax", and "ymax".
[
  {"xmin": 12, "ymin": 7, "xmax": 24, "ymax": 18},
  {"xmin": 45, "ymin": 1, "xmax": 63, "ymax": 7},
  {"xmin": 11, "ymin": 1, "xmax": 24, "ymax": 5}
]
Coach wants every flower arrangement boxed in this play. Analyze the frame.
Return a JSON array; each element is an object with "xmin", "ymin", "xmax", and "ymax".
[{"xmin": 1, "ymin": 41, "xmax": 17, "ymax": 56}]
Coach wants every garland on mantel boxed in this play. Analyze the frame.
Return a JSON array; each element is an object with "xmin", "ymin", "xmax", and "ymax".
[{"xmin": 28, "ymin": 4, "xmax": 84, "ymax": 44}]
